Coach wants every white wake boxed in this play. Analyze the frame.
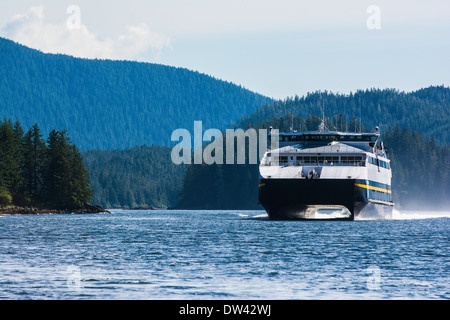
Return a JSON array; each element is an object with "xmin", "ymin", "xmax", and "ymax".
[{"xmin": 392, "ymin": 209, "xmax": 450, "ymax": 220}]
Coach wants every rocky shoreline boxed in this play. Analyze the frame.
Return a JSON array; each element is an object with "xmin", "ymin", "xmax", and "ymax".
[{"xmin": 0, "ymin": 204, "xmax": 109, "ymax": 215}]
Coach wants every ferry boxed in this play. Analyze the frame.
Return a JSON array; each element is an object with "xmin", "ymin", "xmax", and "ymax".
[{"xmin": 258, "ymin": 123, "xmax": 394, "ymax": 220}]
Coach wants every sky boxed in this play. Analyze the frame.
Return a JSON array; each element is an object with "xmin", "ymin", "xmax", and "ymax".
[{"xmin": 1, "ymin": 0, "xmax": 449, "ymax": 99}]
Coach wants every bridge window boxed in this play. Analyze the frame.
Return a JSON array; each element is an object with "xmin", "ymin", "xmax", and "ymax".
[{"xmin": 277, "ymin": 154, "xmax": 366, "ymax": 166}]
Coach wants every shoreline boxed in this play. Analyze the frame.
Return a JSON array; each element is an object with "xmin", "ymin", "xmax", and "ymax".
[{"xmin": 0, "ymin": 204, "xmax": 109, "ymax": 215}]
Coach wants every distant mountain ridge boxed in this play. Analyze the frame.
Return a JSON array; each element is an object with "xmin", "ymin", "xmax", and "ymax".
[
  {"xmin": 235, "ymin": 86, "xmax": 450, "ymax": 145},
  {"xmin": 0, "ymin": 37, "xmax": 271, "ymax": 150}
]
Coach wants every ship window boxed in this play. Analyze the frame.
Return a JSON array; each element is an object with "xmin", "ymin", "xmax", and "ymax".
[
  {"xmin": 291, "ymin": 154, "xmax": 369, "ymax": 166},
  {"xmin": 367, "ymin": 157, "xmax": 390, "ymax": 169},
  {"xmin": 279, "ymin": 156, "xmax": 288, "ymax": 165}
]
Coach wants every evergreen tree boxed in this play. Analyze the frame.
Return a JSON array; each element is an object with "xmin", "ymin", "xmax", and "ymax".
[
  {"xmin": 22, "ymin": 124, "xmax": 46, "ymax": 200},
  {"xmin": 67, "ymin": 145, "xmax": 93, "ymax": 208},
  {"xmin": 0, "ymin": 119, "xmax": 24, "ymax": 193},
  {"xmin": 44, "ymin": 129, "xmax": 93, "ymax": 209},
  {"xmin": 44, "ymin": 129, "xmax": 72, "ymax": 208}
]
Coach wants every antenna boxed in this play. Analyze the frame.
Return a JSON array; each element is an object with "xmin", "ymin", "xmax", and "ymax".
[
  {"xmin": 322, "ymin": 103, "xmax": 325, "ymax": 124},
  {"xmin": 359, "ymin": 97, "xmax": 362, "ymax": 133},
  {"xmin": 318, "ymin": 93, "xmax": 328, "ymax": 132},
  {"xmin": 359, "ymin": 102, "xmax": 361, "ymax": 133},
  {"xmin": 322, "ymin": 94, "xmax": 325, "ymax": 121},
  {"xmin": 289, "ymin": 113, "xmax": 293, "ymax": 132}
]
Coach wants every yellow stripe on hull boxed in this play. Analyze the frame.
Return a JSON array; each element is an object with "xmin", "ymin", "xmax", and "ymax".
[{"xmin": 354, "ymin": 183, "xmax": 391, "ymax": 194}]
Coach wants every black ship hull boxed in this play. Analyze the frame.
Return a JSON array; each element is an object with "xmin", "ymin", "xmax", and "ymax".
[{"xmin": 258, "ymin": 178, "xmax": 393, "ymax": 220}]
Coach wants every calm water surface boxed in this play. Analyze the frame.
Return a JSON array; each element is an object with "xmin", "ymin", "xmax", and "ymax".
[{"xmin": 0, "ymin": 209, "xmax": 448, "ymax": 299}]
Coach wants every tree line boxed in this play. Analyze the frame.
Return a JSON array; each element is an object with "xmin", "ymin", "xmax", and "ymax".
[{"xmin": 0, "ymin": 119, "xmax": 93, "ymax": 209}]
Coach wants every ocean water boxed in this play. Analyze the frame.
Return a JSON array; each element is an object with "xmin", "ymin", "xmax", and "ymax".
[{"xmin": 0, "ymin": 209, "xmax": 448, "ymax": 300}]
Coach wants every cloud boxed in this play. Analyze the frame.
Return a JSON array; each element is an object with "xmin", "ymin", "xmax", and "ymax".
[{"xmin": 0, "ymin": 5, "xmax": 171, "ymax": 61}]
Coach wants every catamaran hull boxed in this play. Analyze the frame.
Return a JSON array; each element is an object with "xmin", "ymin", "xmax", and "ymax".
[{"xmin": 258, "ymin": 178, "xmax": 393, "ymax": 220}]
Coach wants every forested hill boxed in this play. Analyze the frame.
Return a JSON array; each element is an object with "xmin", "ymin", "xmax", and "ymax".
[
  {"xmin": 0, "ymin": 37, "xmax": 270, "ymax": 150},
  {"xmin": 235, "ymin": 86, "xmax": 450, "ymax": 145},
  {"xmin": 83, "ymin": 145, "xmax": 184, "ymax": 209}
]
